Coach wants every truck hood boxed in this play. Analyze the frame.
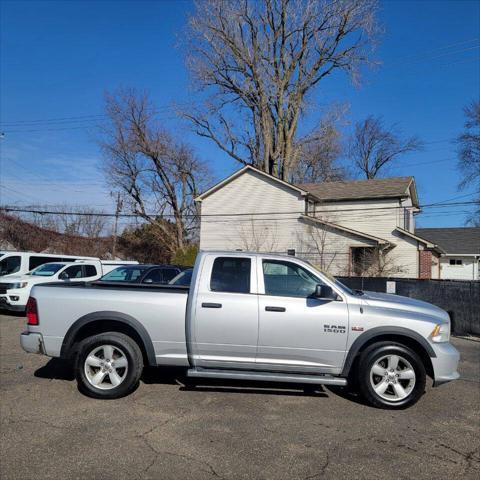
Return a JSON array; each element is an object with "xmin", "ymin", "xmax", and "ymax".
[
  {"xmin": 1, "ymin": 275, "xmax": 55, "ymax": 286},
  {"xmin": 361, "ymin": 290, "xmax": 450, "ymax": 323}
]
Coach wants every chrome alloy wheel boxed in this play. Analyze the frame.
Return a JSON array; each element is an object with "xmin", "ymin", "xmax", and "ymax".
[
  {"xmin": 84, "ymin": 344, "xmax": 129, "ymax": 390},
  {"xmin": 369, "ymin": 354, "xmax": 416, "ymax": 402}
]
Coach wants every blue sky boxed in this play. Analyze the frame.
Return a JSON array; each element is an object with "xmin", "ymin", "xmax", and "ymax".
[{"xmin": 0, "ymin": 0, "xmax": 479, "ymax": 228}]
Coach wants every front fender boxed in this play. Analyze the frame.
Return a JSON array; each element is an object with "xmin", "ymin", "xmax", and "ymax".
[{"xmin": 341, "ymin": 326, "xmax": 436, "ymax": 377}]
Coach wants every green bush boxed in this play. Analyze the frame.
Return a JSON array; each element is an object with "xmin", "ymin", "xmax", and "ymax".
[{"xmin": 171, "ymin": 244, "xmax": 199, "ymax": 266}]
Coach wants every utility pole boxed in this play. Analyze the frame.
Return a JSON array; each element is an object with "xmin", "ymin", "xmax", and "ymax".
[{"xmin": 111, "ymin": 192, "xmax": 123, "ymax": 258}]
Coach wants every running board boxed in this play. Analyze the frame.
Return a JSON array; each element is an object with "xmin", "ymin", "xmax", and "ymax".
[{"xmin": 187, "ymin": 368, "xmax": 347, "ymax": 386}]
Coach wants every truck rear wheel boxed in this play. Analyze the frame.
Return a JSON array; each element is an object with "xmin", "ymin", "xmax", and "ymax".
[
  {"xmin": 75, "ymin": 332, "xmax": 144, "ymax": 399},
  {"xmin": 357, "ymin": 342, "xmax": 426, "ymax": 409}
]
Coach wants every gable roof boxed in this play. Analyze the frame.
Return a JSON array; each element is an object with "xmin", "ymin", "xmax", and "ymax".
[
  {"xmin": 415, "ymin": 227, "xmax": 480, "ymax": 255},
  {"xmin": 300, "ymin": 215, "xmax": 393, "ymax": 247},
  {"xmin": 196, "ymin": 165, "xmax": 418, "ymax": 207},
  {"xmin": 298, "ymin": 177, "xmax": 418, "ymax": 206},
  {"xmin": 395, "ymin": 227, "xmax": 444, "ymax": 254},
  {"xmin": 195, "ymin": 165, "xmax": 309, "ymax": 201}
]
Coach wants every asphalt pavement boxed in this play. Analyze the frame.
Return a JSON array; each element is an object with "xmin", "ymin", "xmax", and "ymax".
[{"xmin": 0, "ymin": 312, "xmax": 479, "ymax": 480}]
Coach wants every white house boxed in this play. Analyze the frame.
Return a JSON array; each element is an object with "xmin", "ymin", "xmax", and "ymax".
[
  {"xmin": 415, "ymin": 228, "xmax": 480, "ymax": 280},
  {"xmin": 196, "ymin": 166, "xmax": 446, "ymax": 279}
]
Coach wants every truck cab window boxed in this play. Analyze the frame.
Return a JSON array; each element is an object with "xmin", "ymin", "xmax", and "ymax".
[
  {"xmin": 84, "ymin": 265, "xmax": 98, "ymax": 277},
  {"xmin": 210, "ymin": 257, "xmax": 251, "ymax": 293},
  {"xmin": 263, "ymin": 260, "xmax": 322, "ymax": 298}
]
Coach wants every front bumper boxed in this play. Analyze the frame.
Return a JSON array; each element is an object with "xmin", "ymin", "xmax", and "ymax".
[
  {"xmin": 20, "ymin": 331, "xmax": 45, "ymax": 354},
  {"xmin": 431, "ymin": 341, "xmax": 460, "ymax": 386},
  {"xmin": 0, "ymin": 296, "xmax": 25, "ymax": 312}
]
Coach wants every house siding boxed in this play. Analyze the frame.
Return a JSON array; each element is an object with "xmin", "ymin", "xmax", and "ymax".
[
  {"xmin": 312, "ymin": 199, "xmax": 419, "ymax": 277},
  {"xmin": 198, "ymin": 168, "xmax": 421, "ymax": 278},
  {"xmin": 199, "ymin": 169, "xmax": 304, "ymax": 252},
  {"xmin": 440, "ymin": 256, "xmax": 479, "ymax": 280}
]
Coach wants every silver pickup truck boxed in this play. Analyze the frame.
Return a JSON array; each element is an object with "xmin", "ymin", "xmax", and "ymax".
[{"xmin": 20, "ymin": 251, "xmax": 460, "ymax": 409}]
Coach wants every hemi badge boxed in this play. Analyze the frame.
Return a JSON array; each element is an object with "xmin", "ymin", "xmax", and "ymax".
[{"xmin": 352, "ymin": 326, "xmax": 364, "ymax": 332}]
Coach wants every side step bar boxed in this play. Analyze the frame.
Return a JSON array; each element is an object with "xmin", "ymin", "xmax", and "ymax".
[{"xmin": 187, "ymin": 368, "xmax": 347, "ymax": 386}]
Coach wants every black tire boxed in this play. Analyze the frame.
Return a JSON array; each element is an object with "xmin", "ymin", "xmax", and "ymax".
[
  {"xmin": 357, "ymin": 341, "xmax": 426, "ymax": 409},
  {"xmin": 75, "ymin": 332, "xmax": 144, "ymax": 399}
]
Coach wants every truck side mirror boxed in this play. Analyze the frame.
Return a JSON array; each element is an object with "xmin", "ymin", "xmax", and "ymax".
[{"xmin": 314, "ymin": 284, "xmax": 337, "ymax": 301}]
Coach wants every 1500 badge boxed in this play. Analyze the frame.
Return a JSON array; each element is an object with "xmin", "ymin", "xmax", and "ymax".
[{"xmin": 324, "ymin": 324, "xmax": 346, "ymax": 334}]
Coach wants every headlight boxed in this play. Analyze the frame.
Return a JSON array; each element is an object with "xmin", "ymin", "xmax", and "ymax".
[
  {"xmin": 430, "ymin": 323, "xmax": 450, "ymax": 343},
  {"xmin": 9, "ymin": 282, "xmax": 28, "ymax": 289}
]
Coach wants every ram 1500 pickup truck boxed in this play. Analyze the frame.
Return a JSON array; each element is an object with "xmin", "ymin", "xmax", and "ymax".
[{"xmin": 20, "ymin": 251, "xmax": 460, "ymax": 409}]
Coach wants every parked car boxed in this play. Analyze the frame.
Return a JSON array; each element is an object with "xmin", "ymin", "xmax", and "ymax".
[
  {"xmin": 0, "ymin": 260, "xmax": 137, "ymax": 312},
  {"xmin": 169, "ymin": 268, "xmax": 193, "ymax": 286},
  {"xmin": 0, "ymin": 251, "xmax": 99, "ymax": 278},
  {"xmin": 100, "ymin": 264, "xmax": 185, "ymax": 285},
  {"xmin": 21, "ymin": 251, "xmax": 459, "ymax": 409}
]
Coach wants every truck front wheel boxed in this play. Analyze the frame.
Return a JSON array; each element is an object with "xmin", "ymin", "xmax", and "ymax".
[
  {"xmin": 357, "ymin": 342, "xmax": 426, "ymax": 409},
  {"xmin": 75, "ymin": 332, "xmax": 144, "ymax": 399}
]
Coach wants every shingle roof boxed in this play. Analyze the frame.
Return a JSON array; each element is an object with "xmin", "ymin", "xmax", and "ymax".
[
  {"xmin": 415, "ymin": 228, "xmax": 480, "ymax": 255},
  {"xmin": 298, "ymin": 177, "xmax": 416, "ymax": 205}
]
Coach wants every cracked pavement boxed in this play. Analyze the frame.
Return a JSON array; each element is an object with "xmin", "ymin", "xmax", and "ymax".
[{"xmin": 1, "ymin": 313, "xmax": 479, "ymax": 479}]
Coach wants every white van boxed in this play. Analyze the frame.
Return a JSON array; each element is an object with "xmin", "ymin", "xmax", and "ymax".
[
  {"xmin": 0, "ymin": 252, "xmax": 98, "ymax": 278},
  {"xmin": 0, "ymin": 259, "xmax": 138, "ymax": 312}
]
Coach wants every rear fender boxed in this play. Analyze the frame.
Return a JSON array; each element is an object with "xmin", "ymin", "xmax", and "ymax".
[{"xmin": 60, "ymin": 311, "xmax": 156, "ymax": 366}]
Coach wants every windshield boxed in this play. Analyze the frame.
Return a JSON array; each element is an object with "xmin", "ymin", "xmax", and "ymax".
[
  {"xmin": 30, "ymin": 263, "xmax": 65, "ymax": 277},
  {"xmin": 100, "ymin": 266, "xmax": 149, "ymax": 282},
  {"xmin": 169, "ymin": 269, "xmax": 193, "ymax": 286}
]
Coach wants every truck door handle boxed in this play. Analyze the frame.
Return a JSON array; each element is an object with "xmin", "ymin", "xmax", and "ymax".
[
  {"xmin": 265, "ymin": 306, "xmax": 286, "ymax": 312},
  {"xmin": 202, "ymin": 302, "xmax": 222, "ymax": 308}
]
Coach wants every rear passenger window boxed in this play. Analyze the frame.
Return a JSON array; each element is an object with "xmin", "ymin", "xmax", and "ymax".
[
  {"xmin": 62, "ymin": 265, "xmax": 84, "ymax": 279},
  {"xmin": 84, "ymin": 265, "xmax": 98, "ymax": 277},
  {"xmin": 29, "ymin": 256, "xmax": 62, "ymax": 270},
  {"xmin": 142, "ymin": 269, "xmax": 165, "ymax": 284},
  {"xmin": 210, "ymin": 257, "xmax": 251, "ymax": 294}
]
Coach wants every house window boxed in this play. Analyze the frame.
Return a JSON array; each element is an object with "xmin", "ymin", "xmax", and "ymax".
[
  {"xmin": 404, "ymin": 209, "xmax": 411, "ymax": 231},
  {"xmin": 351, "ymin": 247, "xmax": 378, "ymax": 276},
  {"xmin": 449, "ymin": 259, "xmax": 463, "ymax": 266},
  {"xmin": 305, "ymin": 199, "xmax": 315, "ymax": 215}
]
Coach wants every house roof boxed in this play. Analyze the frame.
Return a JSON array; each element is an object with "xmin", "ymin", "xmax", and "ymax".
[
  {"xmin": 195, "ymin": 165, "xmax": 308, "ymax": 201},
  {"xmin": 395, "ymin": 227, "xmax": 444, "ymax": 254},
  {"xmin": 415, "ymin": 228, "xmax": 480, "ymax": 255},
  {"xmin": 298, "ymin": 176, "xmax": 418, "ymax": 206},
  {"xmin": 300, "ymin": 215, "xmax": 393, "ymax": 247},
  {"xmin": 196, "ymin": 165, "xmax": 419, "ymax": 208}
]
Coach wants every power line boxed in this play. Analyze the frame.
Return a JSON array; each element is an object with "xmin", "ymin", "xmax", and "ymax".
[
  {"xmin": 389, "ymin": 44, "xmax": 480, "ymax": 67},
  {"xmin": 1, "ymin": 200, "xmax": 478, "ymax": 219},
  {"xmin": 0, "ymin": 103, "xmax": 189, "ymax": 129},
  {"xmin": 393, "ymin": 38, "xmax": 479, "ymax": 62}
]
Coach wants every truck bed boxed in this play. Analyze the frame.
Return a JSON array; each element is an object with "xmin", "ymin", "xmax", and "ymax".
[{"xmin": 31, "ymin": 281, "xmax": 190, "ymax": 366}]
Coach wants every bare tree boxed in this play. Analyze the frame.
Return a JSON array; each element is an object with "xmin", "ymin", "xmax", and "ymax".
[
  {"xmin": 19, "ymin": 204, "xmax": 108, "ymax": 238},
  {"xmin": 183, "ymin": 0, "xmax": 378, "ymax": 180},
  {"xmin": 236, "ymin": 217, "xmax": 278, "ymax": 251},
  {"xmin": 354, "ymin": 247, "xmax": 404, "ymax": 277},
  {"xmin": 99, "ymin": 89, "xmax": 208, "ymax": 258},
  {"xmin": 290, "ymin": 111, "xmax": 347, "ymax": 183},
  {"xmin": 304, "ymin": 223, "xmax": 339, "ymax": 273},
  {"xmin": 456, "ymin": 100, "xmax": 480, "ymax": 226},
  {"xmin": 349, "ymin": 116, "xmax": 423, "ymax": 179}
]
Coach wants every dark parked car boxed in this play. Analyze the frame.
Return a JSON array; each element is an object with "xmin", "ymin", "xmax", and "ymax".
[
  {"xmin": 168, "ymin": 268, "xmax": 193, "ymax": 286},
  {"xmin": 99, "ymin": 264, "xmax": 186, "ymax": 285}
]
